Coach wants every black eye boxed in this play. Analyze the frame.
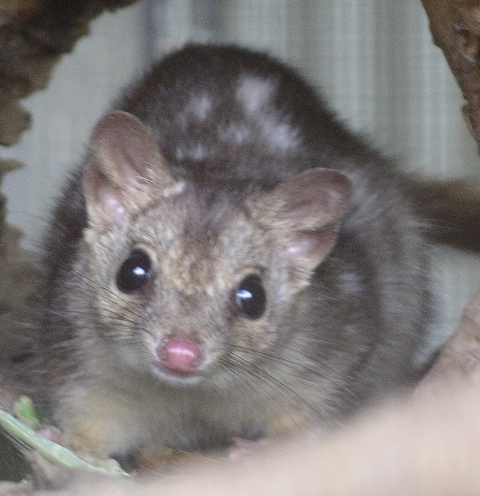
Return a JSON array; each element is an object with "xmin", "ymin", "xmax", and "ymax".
[
  {"xmin": 116, "ymin": 249, "xmax": 152, "ymax": 293},
  {"xmin": 235, "ymin": 275, "xmax": 266, "ymax": 319}
]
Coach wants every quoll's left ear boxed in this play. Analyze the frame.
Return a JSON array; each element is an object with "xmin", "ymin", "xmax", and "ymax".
[{"xmin": 262, "ymin": 168, "xmax": 352, "ymax": 280}]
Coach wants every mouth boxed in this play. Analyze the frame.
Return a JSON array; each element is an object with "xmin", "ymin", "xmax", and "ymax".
[{"xmin": 150, "ymin": 361, "xmax": 205, "ymax": 386}]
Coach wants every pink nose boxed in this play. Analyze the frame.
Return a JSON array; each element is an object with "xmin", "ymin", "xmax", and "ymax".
[{"xmin": 156, "ymin": 336, "xmax": 203, "ymax": 373}]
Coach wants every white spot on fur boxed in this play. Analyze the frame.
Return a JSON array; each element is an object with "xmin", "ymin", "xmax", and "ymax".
[
  {"xmin": 190, "ymin": 143, "xmax": 207, "ymax": 161},
  {"xmin": 175, "ymin": 143, "xmax": 208, "ymax": 162},
  {"xmin": 163, "ymin": 180, "xmax": 186, "ymax": 198},
  {"xmin": 175, "ymin": 146, "xmax": 185, "ymax": 160},
  {"xmin": 185, "ymin": 94, "xmax": 213, "ymax": 121},
  {"xmin": 235, "ymin": 75, "xmax": 301, "ymax": 153},
  {"xmin": 205, "ymin": 284, "xmax": 215, "ymax": 298},
  {"xmin": 174, "ymin": 94, "xmax": 212, "ymax": 133},
  {"xmin": 236, "ymin": 76, "xmax": 274, "ymax": 115},
  {"xmin": 258, "ymin": 119, "xmax": 300, "ymax": 151},
  {"xmin": 218, "ymin": 123, "xmax": 252, "ymax": 145}
]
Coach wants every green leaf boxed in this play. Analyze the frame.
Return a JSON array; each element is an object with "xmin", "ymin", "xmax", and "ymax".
[
  {"xmin": 0, "ymin": 406, "xmax": 129, "ymax": 479},
  {"xmin": 13, "ymin": 396, "xmax": 41, "ymax": 430}
]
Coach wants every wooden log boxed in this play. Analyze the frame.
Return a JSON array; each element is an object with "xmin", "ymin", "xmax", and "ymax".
[
  {"xmin": 421, "ymin": 0, "xmax": 480, "ymax": 148},
  {"xmin": 0, "ymin": 0, "xmax": 138, "ymax": 146}
]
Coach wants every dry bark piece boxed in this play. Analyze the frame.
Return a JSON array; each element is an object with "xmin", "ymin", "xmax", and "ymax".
[
  {"xmin": 416, "ymin": 288, "xmax": 480, "ymax": 395},
  {"xmin": 421, "ymin": 0, "xmax": 480, "ymax": 148},
  {"xmin": 0, "ymin": 0, "xmax": 139, "ymax": 147}
]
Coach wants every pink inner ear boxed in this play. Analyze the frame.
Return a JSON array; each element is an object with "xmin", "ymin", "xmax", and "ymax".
[
  {"xmin": 83, "ymin": 165, "xmax": 128, "ymax": 228},
  {"xmin": 96, "ymin": 183, "xmax": 127, "ymax": 226},
  {"xmin": 285, "ymin": 227, "xmax": 339, "ymax": 264},
  {"xmin": 265, "ymin": 168, "xmax": 351, "ymax": 275},
  {"xmin": 272, "ymin": 168, "xmax": 352, "ymax": 231}
]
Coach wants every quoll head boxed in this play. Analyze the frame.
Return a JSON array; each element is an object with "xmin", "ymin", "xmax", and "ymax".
[{"xmin": 79, "ymin": 111, "xmax": 352, "ymax": 385}]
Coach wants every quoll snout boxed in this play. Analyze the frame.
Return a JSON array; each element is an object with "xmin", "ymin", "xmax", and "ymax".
[{"xmin": 156, "ymin": 336, "xmax": 204, "ymax": 373}]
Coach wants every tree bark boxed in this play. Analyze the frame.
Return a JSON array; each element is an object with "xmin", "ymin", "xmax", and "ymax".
[
  {"xmin": 417, "ymin": 0, "xmax": 480, "ymax": 385},
  {"xmin": 421, "ymin": 0, "xmax": 480, "ymax": 147},
  {"xmin": 0, "ymin": 0, "xmax": 138, "ymax": 147}
]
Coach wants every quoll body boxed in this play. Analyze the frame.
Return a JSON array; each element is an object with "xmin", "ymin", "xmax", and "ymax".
[{"xmin": 36, "ymin": 44, "xmax": 432, "ymax": 457}]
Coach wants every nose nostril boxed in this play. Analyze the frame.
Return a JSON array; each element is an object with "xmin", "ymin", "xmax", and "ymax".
[{"xmin": 156, "ymin": 336, "xmax": 203, "ymax": 373}]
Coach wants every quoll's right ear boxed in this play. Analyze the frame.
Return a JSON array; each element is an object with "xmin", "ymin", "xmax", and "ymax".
[
  {"xmin": 83, "ymin": 110, "xmax": 178, "ymax": 231},
  {"xmin": 261, "ymin": 168, "xmax": 352, "ymax": 285}
]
